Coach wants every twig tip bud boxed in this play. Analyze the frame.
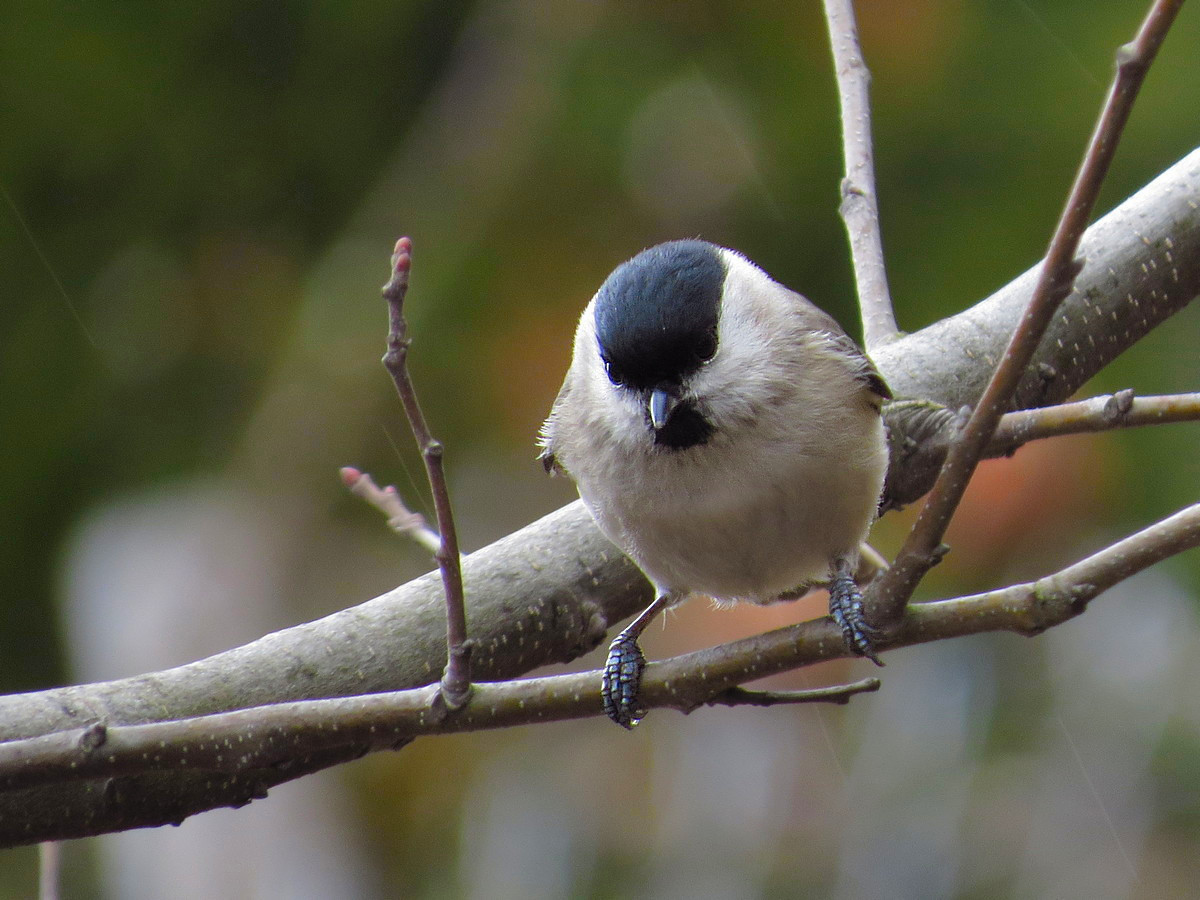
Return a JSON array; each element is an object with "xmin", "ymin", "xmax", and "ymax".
[{"xmin": 393, "ymin": 237, "xmax": 413, "ymax": 273}]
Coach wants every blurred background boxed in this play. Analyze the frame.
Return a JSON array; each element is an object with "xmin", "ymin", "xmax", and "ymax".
[{"xmin": 2, "ymin": 0, "xmax": 1199, "ymax": 896}]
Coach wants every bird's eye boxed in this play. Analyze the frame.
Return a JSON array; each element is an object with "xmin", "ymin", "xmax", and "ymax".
[
  {"xmin": 603, "ymin": 358, "xmax": 625, "ymax": 386},
  {"xmin": 695, "ymin": 327, "xmax": 718, "ymax": 362}
]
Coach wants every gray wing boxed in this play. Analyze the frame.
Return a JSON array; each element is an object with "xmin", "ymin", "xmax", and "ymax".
[
  {"xmin": 790, "ymin": 290, "xmax": 892, "ymax": 401},
  {"xmin": 820, "ymin": 329, "xmax": 892, "ymax": 401}
]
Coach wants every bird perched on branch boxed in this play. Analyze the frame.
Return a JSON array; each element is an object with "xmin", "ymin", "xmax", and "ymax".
[{"xmin": 540, "ymin": 240, "xmax": 890, "ymax": 728}]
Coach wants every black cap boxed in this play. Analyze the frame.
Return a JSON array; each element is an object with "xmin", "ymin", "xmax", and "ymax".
[{"xmin": 593, "ymin": 240, "xmax": 725, "ymax": 391}]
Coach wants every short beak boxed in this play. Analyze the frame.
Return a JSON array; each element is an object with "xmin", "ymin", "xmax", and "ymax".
[{"xmin": 648, "ymin": 388, "xmax": 679, "ymax": 431}]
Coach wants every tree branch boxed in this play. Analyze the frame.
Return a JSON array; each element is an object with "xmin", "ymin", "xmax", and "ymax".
[
  {"xmin": 822, "ymin": 0, "xmax": 899, "ymax": 348},
  {"xmin": 380, "ymin": 237, "xmax": 472, "ymax": 708},
  {"xmin": 0, "ymin": 676, "xmax": 880, "ymax": 795},
  {"xmin": 0, "ymin": 141, "xmax": 1195, "ymax": 847},
  {"xmin": 877, "ymin": 149, "xmax": 1199, "ymax": 511},
  {"xmin": 871, "ymin": 0, "xmax": 1185, "ymax": 623},
  {"xmin": 882, "ymin": 389, "xmax": 1200, "ymax": 513},
  {"xmin": 990, "ymin": 390, "xmax": 1200, "ymax": 452},
  {"xmin": 0, "ymin": 499, "xmax": 1195, "ymax": 844},
  {"xmin": 340, "ymin": 466, "xmax": 442, "ymax": 556},
  {"xmin": 706, "ymin": 679, "xmax": 881, "ymax": 709},
  {"xmin": 874, "ymin": 147, "xmax": 1199, "ymax": 412}
]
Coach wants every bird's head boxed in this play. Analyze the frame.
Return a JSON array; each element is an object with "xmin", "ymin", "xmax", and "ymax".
[{"xmin": 591, "ymin": 240, "xmax": 726, "ymax": 450}]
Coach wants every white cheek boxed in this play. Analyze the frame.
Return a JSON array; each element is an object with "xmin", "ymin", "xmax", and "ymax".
[
  {"xmin": 688, "ymin": 328, "xmax": 780, "ymax": 427},
  {"xmin": 581, "ymin": 364, "xmax": 648, "ymax": 441}
]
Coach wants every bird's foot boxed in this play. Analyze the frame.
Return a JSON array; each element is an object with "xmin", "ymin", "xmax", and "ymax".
[
  {"xmin": 829, "ymin": 562, "xmax": 884, "ymax": 667},
  {"xmin": 602, "ymin": 628, "xmax": 648, "ymax": 728}
]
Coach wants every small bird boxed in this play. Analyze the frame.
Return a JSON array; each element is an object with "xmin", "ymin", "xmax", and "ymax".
[{"xmin": 539, "ymin": 240, "xmax": 890, "ymax": 728}]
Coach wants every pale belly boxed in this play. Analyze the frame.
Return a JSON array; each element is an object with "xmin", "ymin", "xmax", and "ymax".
[{"xmin": 579, "ymin": 424, "xmax": 886, "ymax": 602}]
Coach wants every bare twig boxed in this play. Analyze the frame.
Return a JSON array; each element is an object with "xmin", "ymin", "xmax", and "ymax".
[
  {"xmin": 381, "ymin": 237, "xmax": 472, "ymax": 708},
  {"xmin": 340, "ymin": 466, "xmax": 442, "ymax": 556},
  {"xmin": 1, "ymin": 502, "xmax": 1195, "ymax": 816},
  {"xmin": 945, "ymin": 500, "xmax": 1200, "ymax": 632},
  {"xmin": 38, "ymin": 842, "xmax": 59, "ymax": 900},
  {"xmin": 822, "ymin": 0, "xmax": 899, "ymax": 348},
  {"xmin": 706, "ymin": 678, "xmax": 881, "ymax": 709},
  {"xmin": 991, "ymin": 390, "xmax": 1200, "ymax": 452},
  {"xmin": 884, "ymin": 391, "xmax": 1200, "ymax": 511},
  {"xmin": 870, "ymin": 0, "xmax": 1185, "ymax": 627}
]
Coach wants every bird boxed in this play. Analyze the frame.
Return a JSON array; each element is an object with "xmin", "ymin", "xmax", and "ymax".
[{"xmin": 539, "ymin": 239, "xmax": 890, "ymax": 728}]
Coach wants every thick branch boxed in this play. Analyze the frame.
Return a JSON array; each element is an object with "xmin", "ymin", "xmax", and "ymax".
[
  {"xmin": 877, "ymin": 147, "xmax": 1199, "ymax": 510},
  {"xmin": 872, "ymin": 0, "xmax": 1185, "ymax": 623},
  {"xmin": 874, "ymin": 147, "xmax": 1199, "ymax": 412},
  {"xmin": 878, "ymin": 150, "xmax": 1199, "ymax": 510},
  {"xmin": 1, "ymin": 500, "xmax": 1195, "ymax": 844},
  {"xmin": 0, "ymin": 150, "xmax": 1195, "ymax": 844}
]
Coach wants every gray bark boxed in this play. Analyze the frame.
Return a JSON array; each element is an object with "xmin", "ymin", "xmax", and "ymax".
[{"xmin": 0, "ymin": 148, "xmax": 1196, "ymax": 845}]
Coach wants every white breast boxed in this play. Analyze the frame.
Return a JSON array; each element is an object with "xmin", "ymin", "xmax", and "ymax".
[{"xmin": 577, "ymin": 380, "xmax": 885, "ymax": 603}]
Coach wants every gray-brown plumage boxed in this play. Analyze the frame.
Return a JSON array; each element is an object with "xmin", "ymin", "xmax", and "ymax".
[{"xmin": 540, "ymin": 240, "xmax": 889, "ymax": 727}]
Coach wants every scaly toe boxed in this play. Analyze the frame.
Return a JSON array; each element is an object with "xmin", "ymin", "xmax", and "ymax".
[
  {"xmin": 829, "ymin": 573, "xmax": 884, "ymax": 667},
  {"xmin": 602, "ymin": 631, "xmax": 648, "ymax": 728}
]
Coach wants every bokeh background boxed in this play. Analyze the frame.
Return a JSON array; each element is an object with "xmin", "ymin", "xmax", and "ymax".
[{"xmin": 2, "ymin": 0, "xmax": 1199, "ymax": 896}]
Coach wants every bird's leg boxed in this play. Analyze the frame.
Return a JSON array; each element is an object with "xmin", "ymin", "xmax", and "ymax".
[
  {"xmin": 602, "ymin": 592, "xmax": 676, "ymax": 729},
  {"xmin": 828, "ymin": 557, "xmax": 884, "ymax": 666}
]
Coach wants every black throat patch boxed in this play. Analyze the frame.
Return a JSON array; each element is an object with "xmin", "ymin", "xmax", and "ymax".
[{"xmin": 652, "ymin": 401, "xmax": 714, "ymax": 450}]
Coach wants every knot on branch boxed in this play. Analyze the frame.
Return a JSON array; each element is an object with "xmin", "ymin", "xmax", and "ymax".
[
  {"xmin": 79, "ymin": 722, "xmax": 107, "ymax": 753},
  {"xmin": 440, "ymin": 640, "xmax": 475, "ymax": 711},
  {"xmin": 1103, "ymin": 388, "xmax": 1136, "ymax": 422}
]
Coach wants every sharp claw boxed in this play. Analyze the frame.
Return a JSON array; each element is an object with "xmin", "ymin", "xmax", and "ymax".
[
  {"xmin": 829, "ymin": 566, "xmax": 885, "ymax": 667},
  {"xmin": 602, "ymin": 630, "xmax": 648, "ymax": 728}
]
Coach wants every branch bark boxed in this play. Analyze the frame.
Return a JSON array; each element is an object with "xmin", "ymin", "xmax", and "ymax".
[
  {"xmin": 878, "ymin": 147, "xmax": 1200, "ymax": 510},
  {"xmin": 1, "ymin": 499, "xmax": 1196, "ymax": 845},
  {"xmin": 990, "ymin": 390, "xmax": 1200, "ymax": 451},
  {"xmin": 0, "ymin": 149, "xmax": 1196, "ymax": 846},
  {"xmin": 823, "ymin": 0, "xmax": 899, "ymax": 348},
  {"xmin": 871, "ymin": 0, "xmax": 1185, "ymax": 623},
  {"xmin": 380, "ymin": 237, "xmax": 473, "ymax": 707}
]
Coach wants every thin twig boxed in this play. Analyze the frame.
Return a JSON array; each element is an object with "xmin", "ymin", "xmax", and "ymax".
[
  {"xmin": 1, "ymin": 502, "xmax": 1195, "ymax": 802},
  {"xmin": 822, "ymin": 0, "xmax": 899, "ymax": 349},
  {"xmin": 870, "ymin": 0, "xmax": 1185, "ymax": 626},
  {"xmin": 381, "ymin": 237, "xmax": 472, "ymax": 708},
  {"xmin": 340, "ymin": 466, "xmax": 442, "ymax": 556},
  {"xmin": 38, "ymin": 842, "xmax": 59, "ymax": 900},
  {"xmin": 991, "ymin": 390, "xmax": 1200, "ymax": 452},
  {"xmin": 706, "ymin": 678, "xmax": 881, "ymax": 709}
]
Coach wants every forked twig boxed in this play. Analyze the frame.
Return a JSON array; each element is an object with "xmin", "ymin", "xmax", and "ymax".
[
  {"xmin": 340, "ymin": 466, "xmax": 442, "ymax": 555},
  {"xmin": 381, "ymin": 237, "xmax": 472, "ymax": 708},
  {"xmin": 822, "ymin": 0, "xmax": 899, "ymax": 349},
  {"xmin": 1, "ymin": 501, "xmax": 1195, "ymax": 801},
  {"xmin": 869, "ymin": 0, "xmax": 1185, "ymax": 629}
]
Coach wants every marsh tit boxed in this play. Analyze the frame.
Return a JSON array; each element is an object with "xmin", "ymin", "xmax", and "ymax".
[{"xmin": 540, "ymin": 240, "xmax": 890, "ymax": 728}]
